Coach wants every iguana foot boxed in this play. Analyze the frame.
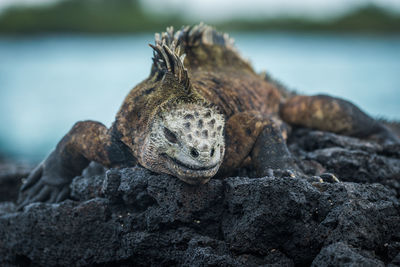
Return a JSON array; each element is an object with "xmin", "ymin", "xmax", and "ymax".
[
  {"xmin": 319, "ymin": 173, "xmax": 340, "ymax": 183},
  {"xmin": 17, "ymin": 152, "xmax": 72, "ymax": 210},
  {"xmin": 17, "ymin": 120, "xmax": 123, "ymax": 209},
  {"xmin": 251, "ymin": 122, "xmax": 300, "ymax": 177}
]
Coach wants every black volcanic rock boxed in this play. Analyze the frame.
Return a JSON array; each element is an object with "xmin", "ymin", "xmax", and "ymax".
[
  {"xmin": 0, "ymin": 129, "xmax": 399, "ymax": 266},
  {"xmin": 289, "ymin": 129, "xmax": 400, "ymax": 196},
  {"xmin": 311, "ymin": 242, "xmax": 385, "ymax": 267}
]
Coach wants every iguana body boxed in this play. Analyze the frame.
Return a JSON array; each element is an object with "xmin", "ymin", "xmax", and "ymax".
[{"xmin": 19, "ymin": 23, "xmax": 399, "ymax": 207}]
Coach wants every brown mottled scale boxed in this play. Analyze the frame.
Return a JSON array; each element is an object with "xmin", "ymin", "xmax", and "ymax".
[
  {"xmin": 186, "ymin": 45, "xmax": 282, "ymax": 118},
  {"xmin": 191, "ymin": 69, "xmax": 281, "ymax": 118}
]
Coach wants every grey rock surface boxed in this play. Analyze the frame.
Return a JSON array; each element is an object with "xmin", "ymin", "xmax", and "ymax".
[
  {"xmin": 0, "ymin": 128, "xmax": 399, "ymax": 266},
  {"xmin": 311, "ymin": 242, "xmax": 385, "ymax": 267}
]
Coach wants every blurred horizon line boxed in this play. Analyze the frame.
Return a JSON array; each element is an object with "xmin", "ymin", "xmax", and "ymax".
[
  {"xmin": 1, "ymin": 0, "xmax": 400, "ymax": 18},
  {"xmin": 0, "ymin": 0, "xmax": 399, "ymax": 34}
]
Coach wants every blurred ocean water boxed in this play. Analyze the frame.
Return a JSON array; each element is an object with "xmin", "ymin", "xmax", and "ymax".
[{"xmin": 0, "ymin": 32, "xmax": 399, "ymax": 160}]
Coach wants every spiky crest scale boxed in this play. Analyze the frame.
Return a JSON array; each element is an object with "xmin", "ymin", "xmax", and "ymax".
[
  {"xmin": 149, "ymin": 23, "xmax": 238, "ymax": 94},
  {"xmin": 180, "ymin": 22, "xmax": 236, "ymax": 49},
  {"xmin": 149, "ymin": 26, "xmax": 191, "ymax": 93}
]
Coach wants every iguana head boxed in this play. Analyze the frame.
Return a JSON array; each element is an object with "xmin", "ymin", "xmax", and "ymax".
[
  {"xmin": 138, "ymin": 26, "xmax": 226, "ymax": 185},
  {"xmin": 143, "ymin": 101, "xmax": 225, "ymax": 185}
]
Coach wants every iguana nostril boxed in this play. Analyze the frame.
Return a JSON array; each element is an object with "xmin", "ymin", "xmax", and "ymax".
[
  {"xmin": 210, "ymin": 147, "xmax": 215, "ymax": 157},
  {"xmin": 190, "ymin": 148, "xmax": 199, "ymax": 158}
]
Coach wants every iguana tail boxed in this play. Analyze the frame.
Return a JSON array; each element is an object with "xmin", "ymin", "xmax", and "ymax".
[{"xmin": 379, "ymin": 119, "xmax": 400, "ymax": 138}]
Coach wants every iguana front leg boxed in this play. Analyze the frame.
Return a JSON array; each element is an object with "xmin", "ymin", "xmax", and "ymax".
[
  {"xmin": 217, "ymin": 111, "xmax": 296, "ymax": 178},
  {"xmin": 18, "ymin": 120, "xmax": 130, "ymax": 208},
  {"xmin": 280, "ymin": 94, "xmax": 400, "ymax": 143},
  {"xmin": 250, "ymin": 119, "xmax": 298, "ymax": 177}
]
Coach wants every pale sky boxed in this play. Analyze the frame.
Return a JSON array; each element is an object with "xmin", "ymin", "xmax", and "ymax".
[{"xmin": 0, "ymin": 0, "xmax": 400, "ymax": 20}]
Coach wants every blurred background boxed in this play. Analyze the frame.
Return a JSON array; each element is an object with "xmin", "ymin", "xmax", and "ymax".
[{"xmin": 0, "ymin": 0, "xmax": 399, "ymax": 161}]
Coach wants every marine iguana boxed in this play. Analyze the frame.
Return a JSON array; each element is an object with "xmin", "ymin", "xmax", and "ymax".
[{"xmin": 18, "ymin": 23, "xmax": 399, "ymax": 207}]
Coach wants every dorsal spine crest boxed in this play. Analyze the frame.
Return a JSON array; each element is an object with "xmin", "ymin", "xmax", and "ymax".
[
  {"xmin": 150, "ymin": 26, "xmax": 191, "ymax": 92},
  {"xmin": 149, "ymin": 23, "xmax": 238, "ymax": 92}
]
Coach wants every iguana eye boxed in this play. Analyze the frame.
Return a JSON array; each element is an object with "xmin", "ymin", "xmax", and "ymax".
[{"xmin": 163, "ymin": 127, "xmax": 178, "ymax": 143}]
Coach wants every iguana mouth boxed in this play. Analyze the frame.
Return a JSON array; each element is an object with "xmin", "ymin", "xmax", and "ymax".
[{"xmin": 162, "ymin": 153, "xmax": 218, "ymax": 171}]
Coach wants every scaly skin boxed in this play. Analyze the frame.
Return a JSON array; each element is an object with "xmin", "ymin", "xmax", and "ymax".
[{"xmin": 18, "ymin": 23, "xmax": 399, "ymax": 208}]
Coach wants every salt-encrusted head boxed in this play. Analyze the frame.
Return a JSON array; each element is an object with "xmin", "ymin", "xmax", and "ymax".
[{"xmin": 142, "ymin": 102, "xmax": 225, "ymax": 184}]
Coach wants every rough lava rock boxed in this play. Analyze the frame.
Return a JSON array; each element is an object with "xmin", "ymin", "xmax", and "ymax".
[
  {"xmin": 0, "ymin": 128, "xmax": 399, "ymax": 266},
  {"xmin": 0, "ymin": 159, "xmax": 32, "ymax": 203},
  {"xmin": 311, "ymin": 242, "xmax": 385, "ymax": 267}
]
